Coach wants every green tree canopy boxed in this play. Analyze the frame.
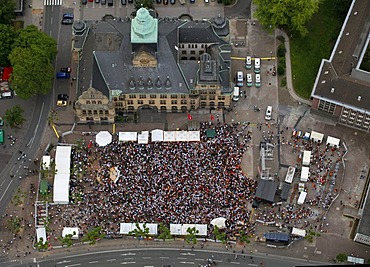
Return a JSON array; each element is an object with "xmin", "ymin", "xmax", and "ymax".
[
  {"xmin": 13, "ymin": 25, "xmax": 57, "ymax": 62},
  {"xmin": 0, "ymin": 24, "xmax": 16, "ymax": 66},
  {"xmin": 128, "ymin": 223, "xmax": 150, "ymax": 239},
  {"xmin": 4, "ymin": 105, "xmax": 25, "ymax": 127},
  {"xmin": 158, "ymin": 223, "xmax": 172, "ymax": 241},
  {"xmin": 336, "ymin": 253, "xmax": 347, "ymax": 263},
  {"xmin": 82, "ymin": 226, "xmax": 105, "ymax": 245},
  {"xmin": 0, "ymin": 0, "xmax": 16, "ymax": 25},
  {"xmin": 185, "ymin": 227, "xmax": 199, "ymax": 245},
  {"xmin": 253, "ymin": 0, "xmax": 321, "ymax": 36},
  {"xmin": 134, "ymin": 0, "xmax": 154, "ymax": 10}
]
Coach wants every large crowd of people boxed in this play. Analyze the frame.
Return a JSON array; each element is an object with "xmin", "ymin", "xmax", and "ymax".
[{"xmin": 50, "ymin": 123, "xmax": 257, "ymax": 237}]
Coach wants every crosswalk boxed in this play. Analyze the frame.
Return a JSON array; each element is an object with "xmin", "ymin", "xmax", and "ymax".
[{"xmin": 44, "ymin": 0, "xmax": 63, "ymax": 5}]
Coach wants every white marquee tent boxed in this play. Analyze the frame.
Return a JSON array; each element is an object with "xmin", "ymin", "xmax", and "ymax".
[
  {"xmin": 187, "ymin": 131, "xmax": 201, "ymax": 141},
  {"xmin": 326, "ymin": 136, "xmax": 340, "ymax": 147},
  {"xmin": 163, "ymin": 131, "xmax": 177, "ymax": 142},
  {"xmin": 119, "ymin": 132, "xmax": 138, "ymax": 142},
  {"xmin": 292, "ymin": 227, "xmax": 306, "ymax": 237},
  {"xmin": 151, "ymin": 129, "xmax": 164, "ymax": 142},
  {"xmin": 297, "ymin": 191, "xmax": 307, "ymax": 205},
  {"xmin": 138, "ymin": 131, "xmax": 149, "ymax": 144},
  {"xmin": 176, "ymin": 131, "xmax": 188, "ymax": 142},
  {"xmin": 36, "ymin": 227, "xmax": 47, "ymax": 244},
  {"xmin": 310, "ymin": 131, "xmax": 324, "ymax": 143},
  {"xmin": 170, "ymin": 224, "xmax": 207, "ymax": 236},
  {"xmin": 302, "ymin": 151, "xmax": 311, "ymax": 166},
  {"xmin": 300, "ymin": 166, "xmax": 309, "ymax": 182},
  {"xmin": 119, "ymin": 223, "xmax": 158, "ymax": 235},
  {"xmin": 42, "ymin": 155, "xmax": 51, "ymax": 170},
  {"xmin": 62, "ymin": 227, "xmax": 79, "ymax": 239},
  {"xmin": 53, "ymin": 146, "xmax": 72, "ymax": 204},
  {"xmin": 96, "ymin": 131, "xmax": 112, "ymax": 147}
]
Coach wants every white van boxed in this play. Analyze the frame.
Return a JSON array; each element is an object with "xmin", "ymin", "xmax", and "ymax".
[
  {"xmin": 255, "ymin": 73, "xmax": 261, "ymax": 87},
  {"xmin": 247, "ymin": 74, "xmax": 253, "ymax": 87},
  {"xmin": 236, "ymin": 71, "xmax": 243, "ymax": 87},
  {"xmin": 265, "ymin": 106, "xmax": 272, "ymax": 120},
  {"xmin": 254, "ymin": 57, "xmax": 261, "ymax": 73},
  {"xmin": 232, "ymin": 86, "xmax": 240, "ymax": 101},
  {"xmin": 245, "ymin": 56, "xmax": 252, "ymax": 69}
]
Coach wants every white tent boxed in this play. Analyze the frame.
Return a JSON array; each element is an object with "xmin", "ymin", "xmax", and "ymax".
[
  {"xmin": 297, "ymin": 191, "xmax": 307, "ymax": 205},
  {"xmin": 95, "ymin": 131, "xmax": 112, "ymax": 147},
  {"xmin": 187, "ymin": 131, "xmax": 201, "ymax": 141},
  {"xmin": 119, "ymin": 132, "xmax": 138, "ymax": 142},
  {"xmin": 284, "ymin": 166, "xmax": 295, "ymax": 184},
  {"xmin": 302, "ymin": 151, "xmax": 311, "ymax": 166},
  {"xmin": 42, "ymin": 156, "xmax": 50, "ymax": 170},
  {"xmin": 310, "ymin": 131, "xmax": 324, "ymax": 143},
  {"xmin": 170, "ymin": 224, "xmax": 207, "ymax": 236},
  {"xmin": 62, "ymin": 227, "xmax": 79, "ymax": 239},
  {"xmin": 138, "ymin": 131, "xmax": 149, "ymax": 144},
  {"xmin": 292, "ymin": 227, "xmax": 306, "ymax": 237},
  {"xmin": 326, "ymin": 136, "xmax": 340, "ymax": 147},
  {"xmin": 119, "ymin": 223, "xmax": 158, "ymax": 235},
  {"xmin": 163, "ymin": 131, "xmax": 176, "ymax": 142},
  {"xmin": 151, "ymin": 129, "xmax": 164, "ymax": 142},
  {"xmin": 176, "ymin": 131, "xmax": 188, "ymax": 142},
  {"xmin": 300, "ymin": 166, "xmax": 309, "ymax": 182},
  {"xmin": 53, "ymin": 146, "xmax": 71, "ymax": 204},
  {"xmin": 36, "ymin": 227, "xmax": 47, "ymax": 244},
  {"xmin": 210, "ymin": 217, "xmax": 227, "ymax": 229}
]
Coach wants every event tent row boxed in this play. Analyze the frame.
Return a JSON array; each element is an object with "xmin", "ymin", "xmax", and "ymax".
[
  {"xmin": 53, "ymin": 146, "xmax": 72, "ymax": 204},
  {"xmin": 119, "ymin": 130, "xmax": 201, "ymax": 143},
  {"xmin": 119, "ymin": 223, "xmax": 207, "ymax": 236}
]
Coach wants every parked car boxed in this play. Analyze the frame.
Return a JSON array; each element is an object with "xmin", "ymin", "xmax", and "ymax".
[
  {"xmin": 56, "ymin": 72, "xmax": 70, "ymax": 79},
  {"xmin": 1, "ymin": 91, "xmax": 13, "ymax": 99},
  {"xmin": 265, "ymin": 106, "xmax": 272, "ymax": 120},
  {"xmin": 101, "ymin": 0, "xmax": 106, "ymax": 4},
  {"xmin": 0, "ymin": 117, "xmax": 3, "ymax": 126},
  {"xmin": 245, "ymin": 56, "xmax": 252, "ymax": 69},
  {"xmin": 156, "ymin": 0, "xmax": 162, "ymax": 3},
  {"xmin": 60, "ymin": 67, "xmax": 71, "ymax": 73},
  {"xmin": 128, "ymin": 0, "xmax": 133, "ymax": 3},
  {"xmin": 246, "ymin": 74, "xmax": 253, "ymax": 87},
  {"xmin": 58, "ymin": 94, "xmax": 69, "ymax": 101},
  {"xmin": 255, "ymin": 73, "xmax": 261, "ymax": 88},
  {"xmin": 63, "ymin": 13, "xmax": 74, "ymax": 19},
  {"xmin": 82, "ymin": 0, "xmax": 88, "ymax": 4},
  {"xmin": 95, "ymin": 0, "xmax": 100, "ymax": 3},
  {"xmin": 62, "ymin": 18, "xmax": 73, "ymax": 25},
  {"xmin": 190, "ymin": 0, "xmax": 195, "ymax": 3},
  {"xmin": 163, "ymin": 0, "xmax": 168, "ymax": 4},
  {"xmin": 57, "ymin": 100, "xmax": 67, "ymax": 107}
]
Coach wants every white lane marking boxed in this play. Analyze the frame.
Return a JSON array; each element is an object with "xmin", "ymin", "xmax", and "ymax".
[
  {"xmin": 230, "ymin": 262, "xmax": 240, "ymax": 264},
  {"xmin": 121, "ymin": 262, "xmax": 136, "ymax": 265},
  {"xmin": 248, "ymin": 264, "xmax": 258, "ymax": 266},
  {"xmin": 179, "ymin": 262, "xmax": 195, "ymax": 264},
  {"xmin": 107, "ymin": 259, "xmax": 116, "ymax": 262},
  {"xmin": 123, "ymin": 258, "xmax": 134, "ymax": 260},
  {"xmin": 181, "ymin": 253, "xmax": 195, "ymax": 256},
  {"xmin": 0, "ymin": 180, "xmax": 13, "ymax": 202},
  {"xmin": 160, "ymin": 257, "xmax": 169, "ymax": 259},
  {"xmin": 57, "ymin": 260, "xmax": 71, "ymax": 264},
  {"xmin": 51, "ymin": 17, "xmax": 53, "ymax": 24},
  {"xmin": 195, "ymin": 258, "xmax": 205, "ymax": 261},
  {"xmin": 142, "ymin": 257, "xmax": 152, "ymax": 259},
  {"xmin": 65, "ymin": 264, "xmax": 81, "ymax": 267},
  {"xmin": 89, "ymin": 261, "xmax": 99, "ymax": 264},
  {"xmin": 144, "ymin": 266, "xmax": 154, "ymax": 267},
  {"xmin": 214, "ymin": 260, "xmax": 223, "ymax": 263},
  {"xmin": 121, "ymin": 253, "xmax": 136, "ymax": 256},
  {"xmin": 178, "ymin": 257, "xmax": 187, "ymax": 260}
]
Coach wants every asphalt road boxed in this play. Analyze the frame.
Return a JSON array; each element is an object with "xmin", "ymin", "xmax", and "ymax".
[
  {"xmin": 224, "ymin": 0, "xmax": 251, "ymax": 19},
  {"xmin": 3, "ymin": 248, "xmax": 326, "ymax": 267}
]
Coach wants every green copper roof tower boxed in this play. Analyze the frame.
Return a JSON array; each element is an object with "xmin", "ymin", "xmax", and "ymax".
[{"xmin": 131, "ymin": 7, "xmax": 158, "ymax": 44}]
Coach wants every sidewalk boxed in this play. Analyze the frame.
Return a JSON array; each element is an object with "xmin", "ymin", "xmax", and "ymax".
[{"xmin": 276, "ymin": 29, "xmax": 312, "ymax": 106}]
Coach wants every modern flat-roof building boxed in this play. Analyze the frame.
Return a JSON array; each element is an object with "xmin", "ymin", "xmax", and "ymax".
[
  {"xmin": 72, "ymin": 9, "xmax": 232, "ymax": 123},
  {"xmin": 310, "ymin": 0, "xmax": 370, "ymax": 132}
]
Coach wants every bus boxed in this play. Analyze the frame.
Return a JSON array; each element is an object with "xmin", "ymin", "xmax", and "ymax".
[{"xmin": 0, "ymin": 129, "xmax": 4, "ymax": 144}]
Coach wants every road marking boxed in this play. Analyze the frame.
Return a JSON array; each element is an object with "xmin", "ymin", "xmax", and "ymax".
[
  {"xmin": 179, "ymin": 262, "xmax": 195, "ymax": 264},
  {"xmin": 0, "ymin": 180, "xmax": 13, "ymax": 202},
  {"xmin": 181, "ymin": 253, "xmax": 195, "ymax": 256},
  {"xmin": 177, "ymin": 257, "xmax": 187, "ymax": 260},
  {"xmin": 121, "ymin": 253, "xmax": 136, "ymax": 256},
  {"xmin": 144, "ymin": 266, "xmax": 154, "ymax": 267},
  {"xmin": 160, "ymin": 257, "xmax": 169, "ymax": 259},
  {"xmin": 57, "ymin": 260, "xmax": 71, "ymax": 264},
  {"xmin": 123, "ymin": 258, "xmax": 134, "ymax": 260},
  {"xmin": 142, "ymin": 257, "xmax": 151, "ymax": 259},
  {"xmin": 214, "ymin": 260, "xmax": 223, "ymax": 263},
  {"xmin": 121, "ymin": 262, "xmax": 136, "ymax": 265},
  {"xmin": 195, "ymin": 258, "xmax": 205, "ymax": 261},
  {"xmin": 248, "ymin": 264, "xmax": 258, "ymax": 266},
  {"xmin": 88, "ymin": 261, "xmax": 98, "ymax": 264},
  {"xmin": 230, "ymin": 262, "xmax": 240, "ymax": 264},
  {"xmin": 65, "ymin": 264, "xmax": 81, "ymax": 267},
  {"xmin": 107, "ymin": 259, "xmax": 116, "ymax": 262},
  {"xmin": 28, "ymin": 102, "xmax": 44, "ymax": 148}
]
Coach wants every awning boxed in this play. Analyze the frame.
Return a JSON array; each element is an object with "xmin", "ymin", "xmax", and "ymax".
[
  {"xmin": 119, "ymin": 132, "xmax": 137, "ymax": 142},
  {"xmin": 310, "ymin": 131, "xmax": 324, "ymax": 142},
  {"xmin": 151, "ymin": 129, "xmax": 163, "ymax": 142},
  {"xmin": 326, "ymin": 136, "xmax": 340, "ymax": 147}
]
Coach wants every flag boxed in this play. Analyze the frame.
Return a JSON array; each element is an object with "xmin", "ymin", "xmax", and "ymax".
[
  {"xmin": 210, "ymin": 114, "xmax": 215, "ymax": 121},
  {"xmin": 187, "ymin": 113, "xmax": 193, "ymax": 120}
]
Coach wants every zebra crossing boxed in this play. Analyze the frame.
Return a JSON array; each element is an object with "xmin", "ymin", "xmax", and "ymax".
[{"xmin": 44, "ymin": 0, "xmax": 63, "ymax": 5}]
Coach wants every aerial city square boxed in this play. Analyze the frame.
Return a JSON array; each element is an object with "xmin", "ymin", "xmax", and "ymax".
[{"xmin": 0, "ymin": 0, "xmax": 369, "ymax": 266}]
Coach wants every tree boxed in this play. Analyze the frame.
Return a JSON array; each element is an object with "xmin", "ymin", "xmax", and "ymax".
[
  {"xmin": 304, "ymin": 228, "xmax": 320, "ymax": 243},
  {"xmin": 336, "ymin": 253, "xmax": 347, "ymax": 263},
  {"xmin": 253, "ymin": 0, "xmax": 321, "ymax": 36},
  {"xmin": 213, "ymin": 226, "xmax": 226, "ymax": 244},
  {"xmin": 4, "ymin": 105, "xmax": 25, "ymax": 127},
  {"xmin": 128, "ymin": 223, "xmax": 150, "ymax": 239},
  {"xmin": 9, "ymin": 47, "xmax": 54, "ymax": 99},
  {"xmin": 134, "ymin": 0, "xmax": 154, "ymax": 10},
  {"xmin": 35, "ymin": 237, "xmax": 49, "ymax": 251},
  {"xmin": 82, "ymin": 226, "xmax": 105, "ymax": 245},
  {"xmin": 0, "ymin": 24, "xmax": 16, "ymax": 66},
  {"xmin": 0, "ymin": 0, "xmax": 16, "ymax": 25},
  {"xmin": 58, "ymin": 231, "xmax": 76, "ymax": 247},
  {"xmin": 222, "ymin": 0, "xmax": 232, "ymax": 5},
  {"xmin": 185, "ymin": 227, "xmax": 199, "ymax": 245},
  {"xmin": 158, "ymin": 223, "xmax": 172, "ymax": 241},
  {"xmin": 8, "ymin": 216, "xmax": 22, "ymax": 234},
  {"xmin": 238, "ymin": 229, "xmax": 250, "ymax": 244}
]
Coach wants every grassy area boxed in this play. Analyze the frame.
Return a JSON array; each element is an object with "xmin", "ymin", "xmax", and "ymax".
[{"xmin": 290, "ymin": 0, "xmax": 348, "ymax": 99}]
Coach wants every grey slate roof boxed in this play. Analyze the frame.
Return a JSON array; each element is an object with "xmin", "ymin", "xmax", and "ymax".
[
  {"xmin": 179, "ymin": 21, "xmax": 225, "ymax": 43},
  {"xmin": 311, "ymin": 0, "xmax": 370, "ymax": 112}
]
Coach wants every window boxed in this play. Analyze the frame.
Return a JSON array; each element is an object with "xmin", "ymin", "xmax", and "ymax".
[
  {"xmin": 105, "ymin": 110, "xmax": 109, "ymax": 114},
  {"xmin": 92, "ymin": 101, "xmax": 96, "ymax": 105},
  {"xmin": 318, "ymin": 100, "xmax": 336, "ymax": 114},
  {"xmin": 171, "ymin": 95, "xmax": 178, "ymax": 99},
  {"xmin": 137, "ymin": 100, "xmax": 144, "ymax": 105},
  {"xmin": 160, "ymin": 106, "xmax": 166, "ymax": 111},
  {"xmin": 160, "ymin": 100, "xmax": 166, "ymax": 105},
  {"xmin": 218, "ymin": 96, "xmax": 225, "ymax": 100},
  {"xmin": 129, "ymin": 94, "xmax": 136, "ymax": 99},
  {"xmin": 98, "ymin": 101, "xmax": 102, "ymax": 104},
  {"xmin": 82, "ymin": 110, "xmax": 86, "ymax": 115},
  {"xmin": 182, "ymin": 51, "xmax": 187, "ymax": 55},
  {"xmin": 171, "ymin": 100, "xmax": 177, "ymax": 105},
  {"xmin": 200, "ymin": 95, "xmax": 207, "ymax": 100},
  {"xmin": 209, "ymin": 95, "xmax": 215, "ymax": 100},
  {"xmin": 139, "ymin": 94, "xmax": 147, "ymax": 99},
  {"xmin": 171, "ymin": 106, "xmax": 178, "ymax": 111},
  {"xmin": 190, "ymin": 100, "xmax": 196, "ymax": 104},
  {"xmin": 181, "ymin": 100, "xmax": 187, "ymax": 105},
  {"xmin": 190, "ymin": 50, "xmax": 196, "ymax": 55},
  {"xmin": 160, "ymin": 94, "xmax": 167, "ymax": 99},
  {"xmin": 127, "ymin": 100, "xmax": 134, "ymax": 105},
  {"xmin": 149, "ymin": 100, "xmax": 155, "ymax": 105},
  {"xmin": 86, "ymin": 101, "xmax": 91, "ymax": 104},
  {"xmin": 150, "ymin": 94, "xmax": 157, "ymax": 99},
  {"xmin": 113, "ymin": 97, "xmax": 118, "ymax": 101},
  {"xmin": 180, "ymin": 94, "xmax": 186, "ymax": 99},
  {"xmin": 93, "ymin": 110, "xmax": 98, "ymax": 115}
]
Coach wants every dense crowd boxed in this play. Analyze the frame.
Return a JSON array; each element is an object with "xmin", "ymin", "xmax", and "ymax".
[{"xmin": 50, "ymin": 123, "xmax": 257, "ymax": 237}]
